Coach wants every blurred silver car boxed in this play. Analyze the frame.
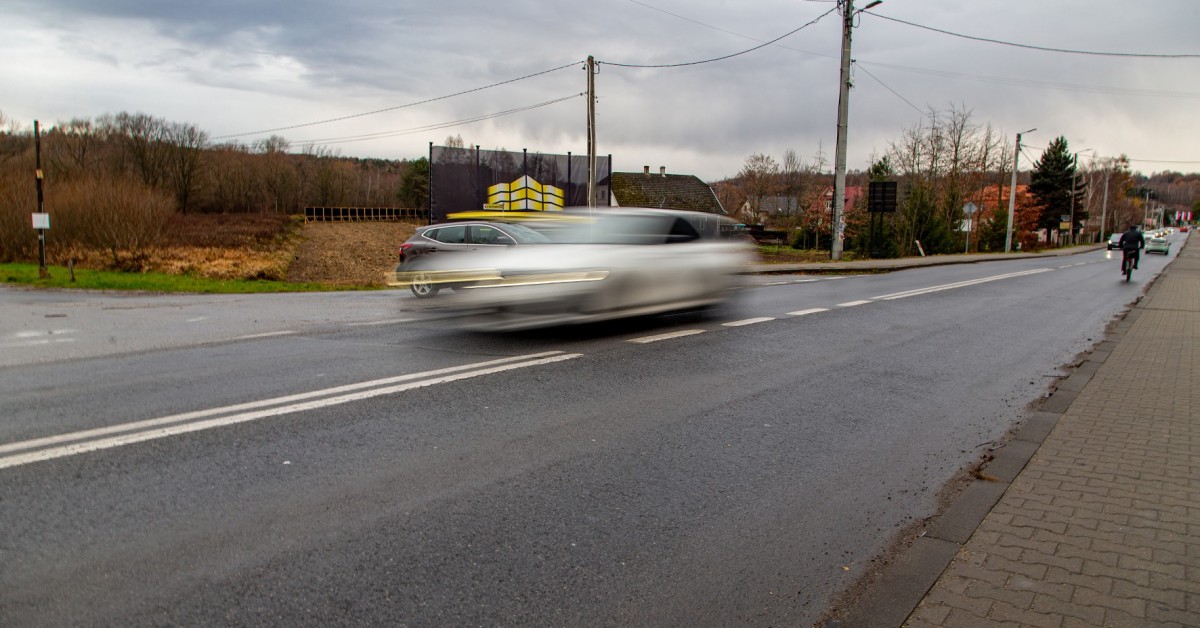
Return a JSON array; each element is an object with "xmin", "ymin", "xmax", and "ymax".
[
  {"xmin": 396, "ymin": 208, "xmax": 754, "ymax": 330},
  {"xmin": 1145, "ymin": 236, "xmax": 1170, "ymax": 254}
]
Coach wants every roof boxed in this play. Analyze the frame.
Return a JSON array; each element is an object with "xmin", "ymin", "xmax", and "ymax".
[{"xmin": 610, "ymin": 171, "xmax": 726, "ymax": 214}]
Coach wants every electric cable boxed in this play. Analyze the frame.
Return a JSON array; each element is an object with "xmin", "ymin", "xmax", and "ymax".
[
  {"xmin": 288, "ymin": 94, "xmax": 583, "ymax": 148},
  {"xmin": 863, "ymin": 12, "xmax": 1200, "ymax": 59},
  {"xmin": 854, "ymin": 63, "xmax": 927, "ymax": 117},
  {"xmin": 600, "ymin": 6, "xmax": 837, "ymax": 68},
  {"xmin": 858, "ymin": 60, "xmax": 1200, "ymax": 99},
  {"xmin": 212, "ymin": 61, "xmax": 583, "ymax": 140}
]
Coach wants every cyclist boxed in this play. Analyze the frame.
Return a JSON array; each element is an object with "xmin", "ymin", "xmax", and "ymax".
[{"xmin": 1118, "ymin": 224, "xmax": 1145, "ymax": 272}]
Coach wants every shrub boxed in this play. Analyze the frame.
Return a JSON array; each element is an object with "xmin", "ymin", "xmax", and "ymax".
[{"xmin": 45, "ymin": 175, "xmax": 174, "ymax": 269}]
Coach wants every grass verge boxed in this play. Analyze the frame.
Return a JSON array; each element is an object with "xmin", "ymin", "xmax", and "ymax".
[{"xmin": 0, "ymin": 263, "xmax": 374, "ymax": 293}]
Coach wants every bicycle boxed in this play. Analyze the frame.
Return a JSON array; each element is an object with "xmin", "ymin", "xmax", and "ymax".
[{"xmin": 1121, "ymin": 249, "xmax": 1136, "ymax": 282}]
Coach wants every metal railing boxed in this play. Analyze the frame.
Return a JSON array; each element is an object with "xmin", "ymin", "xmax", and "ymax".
[{"xmin": 303, "ymin": 207, "xmax": 424, "ymax": 223}]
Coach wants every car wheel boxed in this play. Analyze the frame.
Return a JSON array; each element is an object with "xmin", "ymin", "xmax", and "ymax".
[{"xmin": 409, "ymin": 271, "xmax": 440, "ymax": 298}]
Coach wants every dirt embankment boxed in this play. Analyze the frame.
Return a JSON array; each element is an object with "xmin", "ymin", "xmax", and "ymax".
[{"xmin": 285, "ymin": 221, "xmax": 418, "ymax": 285}]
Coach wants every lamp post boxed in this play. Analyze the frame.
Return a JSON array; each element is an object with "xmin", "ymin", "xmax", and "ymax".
[
  {"xmin": 830, "ymin": 0, "xmax": 882, "ymax": 261},
  {"xmin": 1005, "ymin": 128, "xmax": 1035, "ymax": 253},
  {"xmin": 1068, "ymin": 148, "xmax": 1091, "ymax": 245},
  {"xmin": 1098, "ymin": 161, "xmax": 1110, "ymax": 243}
]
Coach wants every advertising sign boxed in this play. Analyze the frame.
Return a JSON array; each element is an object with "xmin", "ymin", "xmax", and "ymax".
[{"xmin": 429, "ymin": 146, "xmax": 611, "ymax": 222}]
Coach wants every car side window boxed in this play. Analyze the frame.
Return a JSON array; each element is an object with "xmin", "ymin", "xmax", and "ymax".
[
  {"xmin": 471, "ymin": 225, "xmax": 513, "ymax": 245},
  {"xmin": 664, "ymin": 218, "xmax": 700, "ymax": 244},
  {"xmin": 430, "ymin": 225, "xmax": 467, "ymax": 244}
]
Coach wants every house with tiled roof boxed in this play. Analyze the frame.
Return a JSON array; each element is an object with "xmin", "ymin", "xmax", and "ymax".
[
  {"xmin": 610, "ymin": 166, "xmax": 726, "ymax": 214},
  {"xmin": 810, "ymin": 186, "xmax": 864, "ymax": 214}
]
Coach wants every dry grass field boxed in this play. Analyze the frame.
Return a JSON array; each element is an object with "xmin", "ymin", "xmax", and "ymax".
[{"xmin": 142, "ymin": 214, "xmax": 417, "ymax": 286}]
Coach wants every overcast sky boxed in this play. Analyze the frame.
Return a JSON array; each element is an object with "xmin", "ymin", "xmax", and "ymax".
[{"xmin": 3, "ymin": 0, "xmax": 1197, "ymax": 181}]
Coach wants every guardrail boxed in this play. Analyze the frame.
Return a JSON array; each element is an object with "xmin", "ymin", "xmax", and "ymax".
[{"xmin": 304, "ymin": 207, "xmax": 424, "ymax": 223}]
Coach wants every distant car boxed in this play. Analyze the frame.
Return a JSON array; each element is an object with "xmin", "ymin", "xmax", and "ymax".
[
  {"xmin": 1145, "ymin": 236, "xmax": 1170, "ymax": 254},
  {"xmin": 406, "ymin": 208, "xmax": 755, "ymax": 330},
  {"xmin": 1106, "ymin": 233, "xmax": 1122, "ymax": 250},
  {"xmin": 396, "ymin": 221, "xmax": 551, "ymax": 297},
  {"xmin": 1181, "ymin": 225, "xmax": 1189, "ymax": 232}
]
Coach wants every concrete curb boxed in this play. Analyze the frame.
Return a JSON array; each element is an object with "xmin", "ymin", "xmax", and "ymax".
[{"xmin": 746, "ymin": 245, "xmax": 1105, "ymax": 275}]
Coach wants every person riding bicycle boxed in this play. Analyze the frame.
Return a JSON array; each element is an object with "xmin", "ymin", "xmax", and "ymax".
[{"xmin": 1118, "ymin": 224, "xmax": 1145, "ymax": 271}]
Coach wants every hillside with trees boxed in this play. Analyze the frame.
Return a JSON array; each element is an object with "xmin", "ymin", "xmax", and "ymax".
[{"xmin": 0, "ymin": 111, "xmax": 428, "ymax": 270}]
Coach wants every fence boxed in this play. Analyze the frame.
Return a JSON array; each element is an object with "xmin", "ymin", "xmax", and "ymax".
[{"xmin": 304, "ymin": 207, "xmax": 424, "ymax": 223}]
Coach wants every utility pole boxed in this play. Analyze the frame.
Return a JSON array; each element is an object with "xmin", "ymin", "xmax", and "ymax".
[
  {"xmin": 1005, "ymin": 128, "xmax": 1034, "ymax": 253},
  {"xmin": 1068, "ymin": 152, "xmax": 1078, "ymax": 245},
  {"xmin": 34, "ymin": 120, "xmax": 49, "ymax": 279},
  {"xmin": 1099, "ymin": 165, "xmax": 1110, "ymax": 241},
  {"xmin": 586, "ymin": 55, "xmax": 597, "ymax": 209},
  {"xmin": 830, "ymin": 1, "xmax": 855, "ymax": 260}
]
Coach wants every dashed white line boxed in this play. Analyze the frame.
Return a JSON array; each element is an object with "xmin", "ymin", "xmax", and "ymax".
[
  {"xmin": 872, "ymin": 268, "xmax": 1052, "ymax": 300},
  {"xmin": 787, "ymin": 308, "xmax": 829, "ymax": 316},
  {"xmin": 723, "ymin": 317, "xmax": 776, "ymax": 327},
  {"xmin": 346, "ymin": 318, "xmax": 417, "ymax": 326},
  {"xmin": 838, "ymin": 300, "xmax": 873, "ymax": 308},
  {"xmin": 627, "ymin": 329, "xmax": 706, "ymax": 344},
  {"xmin": 230, "ymin": 330, "xmax": 296, "ymax": 340}
]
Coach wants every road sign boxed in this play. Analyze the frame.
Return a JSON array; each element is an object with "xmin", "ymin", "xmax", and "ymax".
[
  {"xmin": 32, "ymin": 213, "xmax": 50, "ymax": 230},
  {"xmin": 868, "ymin": 181, "xmax": 897, "ymax": 213}
]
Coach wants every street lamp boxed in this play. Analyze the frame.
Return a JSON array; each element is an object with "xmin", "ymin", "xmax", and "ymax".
[
  {"xmin": 1068, "ymin": 148, "xmax": 1091, "ymax": 245},
  {"xmin": 830, "ymin": 0, "xmax": 881, "ymax": 261},
  {"xmin": 1005, "ymin": 128, "xmax": 1035, "ymax": 253}
]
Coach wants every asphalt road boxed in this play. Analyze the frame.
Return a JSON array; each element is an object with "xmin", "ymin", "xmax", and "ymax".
[{"xmin": 0, "ymin": 238, "xmax": 1180, "ymax": 626}]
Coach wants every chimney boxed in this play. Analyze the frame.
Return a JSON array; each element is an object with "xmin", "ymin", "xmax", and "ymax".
[
  {"xmin": 643, "ymin": 165, "xmax": 650, "ymax": 176},
  {"xmin": 659, "ymin": 166, "xmax": 666, "ymax": 177}
]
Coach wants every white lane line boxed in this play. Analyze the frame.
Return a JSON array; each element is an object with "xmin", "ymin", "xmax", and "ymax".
[
  {"xmin": 0, "ymin": 351, "xmax": 568, "ymax": 457},
  {"xmin": 787, "ymin": 308, "xmax": 829, "ymax": 316},
  {"xmin": 186, "ymin": 317, "xmax": 207, "ymax": 323},
  {"xmin": 230, "ymin": 330, "xmax": 296, "ymax": 340},
  {"xmin": 627, "ymin": 329, "xmax": 706, "ymax": 344},
  {"xmin": 0, "ymin": 353, "xmax": 581, "ymax": 470},
  {"xmin": 838, "ymin": 300, "xmax": 873, "ymax": 307},
  {"xmin": 14, "ymin": 329, "xmax": 78, "ymax": 338},
  {"xmin": 346, "ymin": 318, "xmax": 416, "ymax": 326},
  {"xmin": 1, "ymin": 338, "xmax": 77, "ymax": 348},
  {"xmin": 723, "ymin": 317, "xmax": 776, "ymax": 327},
  {"xmin": 872, "ymin": 268, "xmax": 1052, "ymax": 301}
]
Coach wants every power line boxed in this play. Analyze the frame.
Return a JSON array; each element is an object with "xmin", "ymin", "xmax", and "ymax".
[
  {"xmin": 854, "ymin": 63, "xmax": 927, "ymax": 117},
  {"xmin": 626, "ymin": 0, "xmax": 831, "ymax": 59},
  {"xmin": 600, "ymin": 6, "xmax": 837, "ymax": 68},
  {"xmin": 858, "ymin": 60, "xmax": 1200, "ymax": 99},
  {"xmin": 863, "ymin": 12, "xmax": 1200, "ymax": 59},
  {"xmin": 1124, "ymin": 157, "xmax": 1200, "ymax": 164},
  {"xmin": 212, "ymin": 61, "xmax": 583, "ymax": 140},
  {"xmin": 288, "ymin": 94, "xmax": 583, "ymax": 148}
]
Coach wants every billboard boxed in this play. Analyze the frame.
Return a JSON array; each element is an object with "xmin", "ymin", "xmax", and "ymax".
[{"xmin": 429, "ymin": 146, "xmax": 611, "ymax": 222}]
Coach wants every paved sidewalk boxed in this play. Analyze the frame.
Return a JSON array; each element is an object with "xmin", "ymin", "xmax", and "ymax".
[{"xmin": 830, "ymin": 234, "xmax": 1199, "ymax": 627}]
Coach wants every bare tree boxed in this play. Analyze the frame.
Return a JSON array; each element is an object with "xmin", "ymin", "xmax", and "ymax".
[
  {"xmin": 738, "ymin": 153, "xmax": 779, "ymax": 225},
  {"xmin": 166, "ymin": 121, "xmax": 209, "ymax": 213}
]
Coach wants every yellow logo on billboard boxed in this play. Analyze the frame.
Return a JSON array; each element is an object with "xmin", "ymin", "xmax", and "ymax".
[{"xmin": 486, "ymin": 175, "xmax": 565, "ymax": 211}]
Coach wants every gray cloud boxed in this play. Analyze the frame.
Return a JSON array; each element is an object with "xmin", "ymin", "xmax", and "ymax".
[{"xmin": 4, "ymin": 0, "xmax": 1199, "ymax": 179}]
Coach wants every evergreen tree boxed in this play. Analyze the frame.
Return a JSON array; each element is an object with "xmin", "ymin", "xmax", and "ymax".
[{"xmin": 1029, "ymin": 136, "xmax": 1086, "ymax": 240}]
